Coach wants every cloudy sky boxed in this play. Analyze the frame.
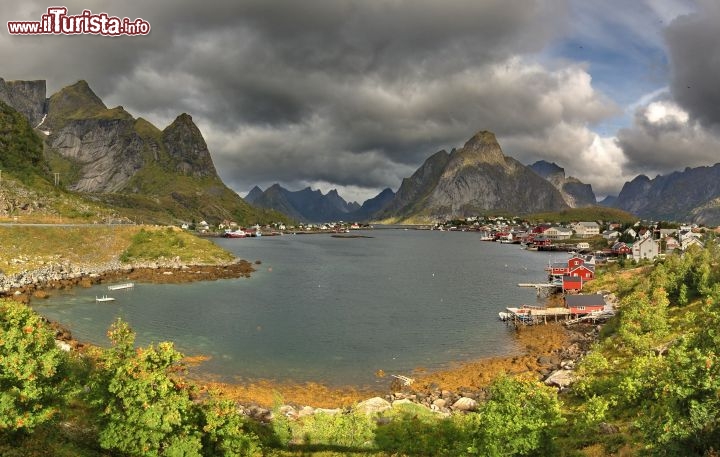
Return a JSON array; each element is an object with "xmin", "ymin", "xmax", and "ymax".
[{"xmin": 2, "ymin": 0, "xmax": 719, "ymax": 202}]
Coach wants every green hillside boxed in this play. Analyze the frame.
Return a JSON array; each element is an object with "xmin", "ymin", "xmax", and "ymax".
[{"xmin": 527, "ymin": 205, "xmax": 638, "ymax": 224}]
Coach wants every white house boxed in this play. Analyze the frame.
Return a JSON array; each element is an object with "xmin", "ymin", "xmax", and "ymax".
[
  {"xmin": 682, "ymin": 237, "xmax": 704, "ymax": 251},
  {"xmin": 573, "ymin": 222, "xmax": 600, "ymax": 238},
  {"xmin": 602, "ymin": 229, "xmax": 620, "ymax": 240},
  {"xmin": 544, "ymin": 226, "xmax": 573, "ymax": 240},
  {"xmin": 632, "ymin": 236, "xmax": 660, "ymax": 261}
]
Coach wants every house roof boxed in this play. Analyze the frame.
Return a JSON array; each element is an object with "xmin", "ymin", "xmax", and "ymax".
[
  {"xmin": 562, "ymin": 275, "xmax": 582, "ymax": 282},
  {"xmin": 576, "ymin": 222, "xmax": 599, "ymax": 227},
  {"xmin": 566, "ymin": 294, "xmax": 606, "ymax": 307}
]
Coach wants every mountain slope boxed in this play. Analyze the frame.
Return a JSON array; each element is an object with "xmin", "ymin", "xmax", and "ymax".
[
  {"xmin": 530, "ymin": 160, "xmax": 596, "ymax": 207},
  {"xmin": 378, "ymin": 131, "xmax": 568, "ymax": 222},
  {"xmin": 0, "ymin": 77, "xmax": 289, "ymax": 225},
  {"xmin": 613, "ymin": 164, "xmax": 720, "ymax": 224}
]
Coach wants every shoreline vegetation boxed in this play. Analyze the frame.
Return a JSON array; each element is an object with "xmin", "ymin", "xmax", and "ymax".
[{"xmin": 5, "ymin": 224, "xmax": 720, "ymax": 455}]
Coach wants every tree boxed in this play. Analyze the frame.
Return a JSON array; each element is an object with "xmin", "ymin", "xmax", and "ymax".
[
  {"xmin": 199, "ymin": 396, "xmax": 262, "ymax": 457},
  {"xmin": 638, "ymin": 297, "xmax": 720, "ymax": 455},
  {"xmin": 465, "ymin": 375, "xmax": 564, "ymax": 456},
  {"xmin": 0, "ymin": 300, "xmax": 67, "ymax": 433},
  {"xmin": 87, "ymin": 319, "xmax": 202, "ymax": 456}
]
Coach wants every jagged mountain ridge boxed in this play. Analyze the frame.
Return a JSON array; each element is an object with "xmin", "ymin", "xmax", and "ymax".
[
  {"xmin": 612, "ymin": 164, "xmax": 720, "ymax": 225},
  {"xmin": 0, "ymin": 77, "xmax": 289, "ymax": 225},
  {"xmin": 377, "ymin": 131, "xmax": 568, "ymax": 222},
  {"xmin": 529, "ymin": 160, "xmax": 597, "ymax": 207},
  {"xmin": 247, "ymin": 184, "xmax": 367, "ymax": 223}
]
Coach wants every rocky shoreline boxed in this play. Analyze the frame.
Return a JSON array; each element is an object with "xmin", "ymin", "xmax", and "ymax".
[
  {"xmin": 0, "ymin": 257, "xmax": 255, "ymax": 302},
  {"xmin": 202, "ymin": 321, "xmax": 601, "ymax": 423}
]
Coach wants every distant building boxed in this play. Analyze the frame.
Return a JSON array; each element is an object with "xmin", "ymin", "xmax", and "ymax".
[
  {"xmin": 664, "ymin": 236, "xmax": 680, "ymax": 252},
  {"xmin": 565, "ymin": 294, "xmax": 606, "ymax": 315},
  {"xmin": 573, "ymin": 222, "xmax": 600, "ymax": 238},
  {"xmin": 602, "ymin": 229, "xmax": 620, "ymax": 240},
  {"xmin": 632, "ymin": 236, "xmax": 660, "ymax": 261},
  {"xmin": 544, "ymin": 226, "xmax": 573, "ymax": 240}
]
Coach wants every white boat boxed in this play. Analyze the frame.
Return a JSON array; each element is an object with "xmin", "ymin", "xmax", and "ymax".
[
  {"xmin": 108, "ymin": 282, "xmax": 134, "ymax": 291},
  {"xmin": 96, "ymin": 295, "xmax": 115, "ymax": 302}
]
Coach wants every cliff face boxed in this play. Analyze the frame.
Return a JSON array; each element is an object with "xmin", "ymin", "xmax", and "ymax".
[
  {"xmin": 0, "ymin": 78, "xmax": 47, "ymax": 127},
  {"xmin": 378, "ymin": 131, "xmax": 568, "ymax": 222},
  {"xmin": 47, "ymin": 117, "xmax": 145, "ymax": 192},
  {"xmin": 530, "ymin": 160, "xmax": 596, "ymax": 207},
  {"xmin": 162, "ymin": 113, "xmax": 219, "ymax": 179},
  {"xmin": 613, "ymin": 165, "xmax": 720, "ymax": 224},
  {"xmin": 376, "ymin": 150, "xmax": 450, "ymax": 220}
]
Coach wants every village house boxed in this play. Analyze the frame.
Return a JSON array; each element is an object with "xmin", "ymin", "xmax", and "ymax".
[
  {"xmin": 602, "ymin": 229, "xmax": 620, "ymax": 240},
  {"xmin": 664, "ymin": 236, "xmax": 680, "ymax": 252},
  {"xmin": 624, "ymin": 228, "xmax": 637, "ymax": 239},
  {"xmin": 544, "ymin": 226, "xmax": 573, "ymax": 240},
  {"xmin": 565, "ymin": 294, "xmax": 607, "ymax": 315},
  {"xmin": 562, "ymin": 275, "xmax": 583, "ymax": 292},
  {"xmin": 611, "ymin": 241, "xmax": 632, "ymax": 256},
  {"xmin": 632, "ymin": 236, "xmax": 660, "ymax": 261},
  {"xmin": 573, "ymin": 221, "xmax": 600, "ymax": 238},
  {"xmin": 658, "ymin": 228, "xmax": 677, "ymax": 238},
  {"xmin": 682, "ymin": 237, "xmax": 705, "ymax": 251}
]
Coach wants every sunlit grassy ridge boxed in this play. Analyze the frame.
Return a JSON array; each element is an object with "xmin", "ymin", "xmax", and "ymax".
[
  {"xmin": 119, "ymin": 226, "xmax": 235, "ymax": 264},
  {"xmin": 0, "ymin": 225, "xmax": 233, "ymax": 275}
]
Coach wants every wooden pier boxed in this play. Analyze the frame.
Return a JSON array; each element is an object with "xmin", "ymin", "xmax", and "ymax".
[
  {"xmin": 502, "ymin": 305, "xmax": 571, "ymax": 327},
  {"xmin": 517, "ymin": 283, "xmax": 561, "ymax": 296}
]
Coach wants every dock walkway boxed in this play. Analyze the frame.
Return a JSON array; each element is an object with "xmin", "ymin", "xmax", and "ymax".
[{"xmin": 503, "ymin": 305, "xmax": 572, "ymax": 327}]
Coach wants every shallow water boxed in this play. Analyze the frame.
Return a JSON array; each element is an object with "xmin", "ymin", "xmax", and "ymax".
[{"xmin": 33, "ymin": 229, "xmax": 558, "ymax": 386}]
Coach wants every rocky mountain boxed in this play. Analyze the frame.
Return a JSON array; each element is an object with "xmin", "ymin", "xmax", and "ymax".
[
  {"xmin": 529, "ymin": 160, "xmax": 596, "ymax": 207},
  {"xmin": 377, "ymin": 131, "xmax": 568, "ymax": 222},
  {"xmin": 351, "ymin": 188, "xmax": 395, "ymax": 221},
  {"xmin": 0, "ymin": 77, "xmax": 288, "ymax": 225},
  {"xmin": 612, "ymin": 164, "xmax": 720, "ymax": 225},
  {"xmin": 247, "ymin": 184, "xmax": 364, "ymax": 223},
  {"xmin": 0, "ymin": 78, "xmax": 46, "ymax": 127},
  {"xmin": 598, "ymin": 195, "xmax": 617, "ymax": 207}
]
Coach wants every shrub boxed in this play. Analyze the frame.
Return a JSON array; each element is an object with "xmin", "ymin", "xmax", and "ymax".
[{"xmin": 0, "ymin": 300, "xmax": 67, "ymax": 434}]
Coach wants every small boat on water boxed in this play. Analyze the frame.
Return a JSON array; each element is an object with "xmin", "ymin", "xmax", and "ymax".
[
  {"xmin": 223, "ymin": 229, "xmax": 247, "ymax": 238},
  {"xmin": 108, "ymin": 282, "xmax": 134, "ymax": 291},
  {"xmin": 96, "ymin": 295, "xmax": 115, "ymax": 302}
]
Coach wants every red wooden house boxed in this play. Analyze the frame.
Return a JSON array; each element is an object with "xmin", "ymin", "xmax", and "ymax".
[
  {"xmin": 569, "ymin": 264, "xmax": 595, "ymax": 280},
  {"xmin": 562, "ymin": 275, "xmax": 583, "ymax": 292},
  {"xmin": 611, "ymin": 242, "xmax": 632, "ymax": 256},
  {"xmin": 567, "ymin": 256, "xmax": 586, "ymax": 269},
  {"xmin": 565, "ymin": 294, "xmax": 606, "ymax": 315}
]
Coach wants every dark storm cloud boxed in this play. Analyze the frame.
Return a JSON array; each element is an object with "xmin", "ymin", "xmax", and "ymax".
[
  {"xmin": 617, "ymin": 100, "xmax": 720, "ymax": 176},
  {"xmin": 1, "ymin": 0, "xmax": 623, "ymax": 201},
  {"xmin": 665, "ymin": 0, "xmax": 720, "ymax": 128},
  {"xmin": 612, "ymin": 0, "xmax": 720, "ymax": 184}
]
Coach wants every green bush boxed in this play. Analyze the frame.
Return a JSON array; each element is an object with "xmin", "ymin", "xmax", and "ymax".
[{"xmin": 0, "ymin": 300, "xmax": 67, "ymax": 434}]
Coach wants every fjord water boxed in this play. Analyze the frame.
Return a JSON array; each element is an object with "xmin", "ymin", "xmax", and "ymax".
[{"xmin": 33, "ymin": 229, "xmax": 555, "ymax": 386}]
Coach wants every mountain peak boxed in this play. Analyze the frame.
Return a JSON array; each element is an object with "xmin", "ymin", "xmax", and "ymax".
[
  {"xmin": 162, "ymin": 113, "xmax": 218, "ymax": 179},
  {"xmin": 455, "ymin": 129, "xmax": 505, "ymax": 165},
  {"xmin": 530, "ymin": 160, "xmax": 565, "ymax": 178},
  {"xmin": 245, "ymin": 185, "xmax": 264, "ymax": 203},
  {"xmin": 46, "ymin": 79, "xmax": 107, "ymax": 128}
]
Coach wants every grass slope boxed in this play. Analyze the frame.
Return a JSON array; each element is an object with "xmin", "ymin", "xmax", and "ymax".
[{"xmin": 0, "ymin": 225, "xmax": 233, "ymax": 275}]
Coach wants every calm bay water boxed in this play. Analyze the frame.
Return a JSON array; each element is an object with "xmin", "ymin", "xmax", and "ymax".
[{"xmin": 33, "ymin": 229, "xmax": 556, "ymax": 386}]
